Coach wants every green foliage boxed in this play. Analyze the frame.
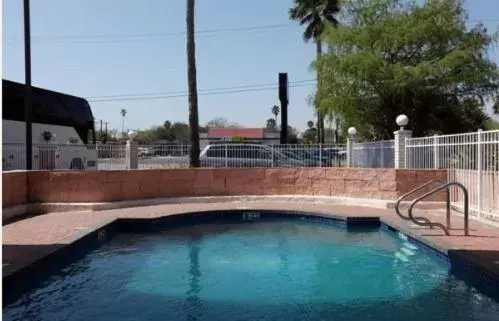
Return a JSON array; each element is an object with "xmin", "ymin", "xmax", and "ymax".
[
  {"xmin": 302, "ymin": 128, "xmax": 318, "ymax": 143},
  {"xmin": 129, "ymin": 120, "xmax": 210, "ymax": 144},
  {"xmin": 316, "ymin": 0, "xmax": 499, "ymax": 139},
  {"xmin": 266, "ymin": 118, "xmax": 277, "ymax": 129},
  {"xmin": 485, "ymin": 117, "xmax": 499, "ymax": 130},
  {"xmin": 205, "ymin": 117, "xmax": 242, "ymax": 129}
]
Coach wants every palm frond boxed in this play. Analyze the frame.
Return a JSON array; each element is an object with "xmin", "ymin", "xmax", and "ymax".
[{"xmin": 289, "ymin": 0, "xmax": 341, "ymax": 42}]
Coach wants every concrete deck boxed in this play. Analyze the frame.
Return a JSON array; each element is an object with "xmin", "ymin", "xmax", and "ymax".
[{"xmin": 3, "ymin": 200, "xmax": 499, "ymax": 283}]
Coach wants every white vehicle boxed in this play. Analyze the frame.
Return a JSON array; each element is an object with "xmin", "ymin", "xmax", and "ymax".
[{"xmin": 2, "ymin": 79, "xmax": 98, "ymax": 171}]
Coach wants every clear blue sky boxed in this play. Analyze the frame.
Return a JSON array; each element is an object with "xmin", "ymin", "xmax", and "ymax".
[{"xmin": 3, "ymin": 0, "xmax": 498, "ymax": 133}]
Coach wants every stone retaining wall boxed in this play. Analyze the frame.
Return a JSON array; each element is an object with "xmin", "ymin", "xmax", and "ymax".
[
  {"xmin": 2, "ymin": 168, "xmax": 447, "ymax": 208},
  {"xmin": 2, "ymin": 171, "xmax": 28, "ymax": 208}
]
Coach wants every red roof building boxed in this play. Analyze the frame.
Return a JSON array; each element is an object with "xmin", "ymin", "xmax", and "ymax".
[
  {"xmin": 207, "ymin": 128, "xmax": 265, "ymax": 139},
  {"xmin": 200, "ymin": 128, "xmax": 280, "ymax": 148}
]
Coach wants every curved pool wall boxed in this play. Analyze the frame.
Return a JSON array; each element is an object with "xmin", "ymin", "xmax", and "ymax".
[{"xmin": 3, "ymin": 209, "xmax": 499, "ymax": 308}]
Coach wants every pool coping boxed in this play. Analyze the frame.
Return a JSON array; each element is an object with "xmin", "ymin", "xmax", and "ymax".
[
  {"xmin": 2, "ymin": 195, "xmax": 450, "ymax": 225},
  {"xmin": 3, "ymin": 207, "xmax": 499, "ymax": 305}
]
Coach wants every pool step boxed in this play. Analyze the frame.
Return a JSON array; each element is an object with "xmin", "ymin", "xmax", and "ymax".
[
  {"xmin": 394, "ymin": 242, "xmax": 419, "ymax": 263},
  {"xmin": 395, "ymin": 252, "xmax": 409, "ymax": 263},
  {"xmin": 402, "ymin": 242, "xmax": 418, "ymax": 251},
  {"xmin": 400, "ymin": 247, "xmax": 415, "ymax": 256}
]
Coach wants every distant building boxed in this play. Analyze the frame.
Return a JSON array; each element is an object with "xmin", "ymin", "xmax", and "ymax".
[{"xmin": 200, "ymin": 128, "xmax": 280, "ymax": 149}]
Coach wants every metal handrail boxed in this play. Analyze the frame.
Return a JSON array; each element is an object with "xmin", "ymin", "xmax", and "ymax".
[
  {"xmin": 395, "ymin": 180, "xmax": 450, "ymax": 228},
  {"xmin": 408, "ymin": 182, "xmax": 469, "ymax": 236}
]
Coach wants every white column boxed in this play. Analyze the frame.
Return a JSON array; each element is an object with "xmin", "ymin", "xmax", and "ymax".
[
  {"xmin": 125, "ymin": 131, "xmax": 138, "ymax": 170},
  {"xmin": 394, "ymin": 129, "xmax": 412, "ymax": 169},
  {"xmin": 125, "ymin": 140, "xmax": 138, "ymax": 170},
  {"xmin": 394, "ymin": 114, "xmax": 411, "ymax": 169}
]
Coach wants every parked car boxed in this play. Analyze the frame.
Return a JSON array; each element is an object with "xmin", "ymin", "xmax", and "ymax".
[
  {"xmin": 199, "ymin": 144, "xmax": 305, "ymax": 167},
  {"xmin": 309, "ymin": 147, "xmax": 346, "ymax": 166},
  {"xmin": 278, "ymin": 148, "xmax": 321, "ymax": 167},
  {"xmin": 138, "ymin": 147, "xmax": 154, "ymax": 158}
]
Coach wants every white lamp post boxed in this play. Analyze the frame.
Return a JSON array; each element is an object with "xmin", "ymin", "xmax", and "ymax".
[{"xmin": 394, "ymin": 114, "xmax": 411, "ymax": 169}]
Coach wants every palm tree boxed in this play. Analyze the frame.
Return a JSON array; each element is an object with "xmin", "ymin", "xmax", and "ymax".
[
  {"xmin": 120, "ymin": 108, "xmax": 127, "ymax": 135},
  {"xmin": 307, "ymin": 120, "xmax": 314, "ymax": 129},
  {"xmin": 289, "ymin": 0, "xmax": 340, "ymax": 145},
  {"xmin": 186, "ymin": 0, "xmax": 200, "ymax": 167},
  {"xmin": 272, "ymin": 105, "xmax": 280, "ymax": 123}
]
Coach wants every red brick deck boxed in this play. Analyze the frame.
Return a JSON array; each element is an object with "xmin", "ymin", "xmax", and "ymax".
[{"xmin": 3, "ymin": 201, "xmax": 499, "ymax": 280}]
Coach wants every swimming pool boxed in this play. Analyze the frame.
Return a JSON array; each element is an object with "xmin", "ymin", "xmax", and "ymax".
[{"xmin": 4, "ymin": 214, "xmax": 499, "ymax": 321}]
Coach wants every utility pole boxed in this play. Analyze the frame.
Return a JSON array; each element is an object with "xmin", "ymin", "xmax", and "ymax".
[
  {"xmin": 279, "ymin": 73, "xmax": 289, "ymax": 144},
  {"xmin": 23, "ymin": 0, "xmax": 33, "ymax": 170},
  {"xmin": 99, "ymin": 120, "xmax": 103, "ymax": 139}
]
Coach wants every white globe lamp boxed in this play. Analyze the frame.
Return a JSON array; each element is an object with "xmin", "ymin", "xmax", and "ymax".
[
  {"xmin": 396, "ymin": 114, "xmax": 409, "ymax": 130},
  {"xmin": 347, "ymin": 127, "xmax": 357, "ymax": 137}
]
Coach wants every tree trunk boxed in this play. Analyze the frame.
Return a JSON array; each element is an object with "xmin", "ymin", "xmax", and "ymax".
[
  {"xmin": 186, "ymin": 0, "xmax": 200, "ymax": 167},
  {"xmin": 316, "ymin": 39, "xmax": 325, "ymax": 144}
]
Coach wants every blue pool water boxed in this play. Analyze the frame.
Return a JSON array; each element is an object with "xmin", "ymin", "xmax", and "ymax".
[{"xmin": 4, "ymin": 220, "xmax": 499, "ymax": 321}]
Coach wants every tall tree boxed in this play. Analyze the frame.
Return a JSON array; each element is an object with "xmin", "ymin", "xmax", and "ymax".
[
  {"xmin": 317, "ymin": 0, "xmax": 499, "ymax": 139},
  {"xmin": 302, "ymin": 120, "xmax": 317, "ymax": 143},
  {"xmin": 289, "ymin": 0, "xmax": 340, "ymax": 144},
  {"xmin": 120, "ymin": 108, "xmax": 127, "ymax": 134},
  {"xmin": 266, "ymin": 118, "xmax": 277, "ymax": 129},
  {"xmin": 271, "ymin": 105, "xmax": 280, "ymax": 123},
  {"xmin": 186, "ymin": 0, "xmax": 200, "ymax": 167},
  {"xmin": 205, "ymin": 117, "xmax": 242, "ymax": 129}
]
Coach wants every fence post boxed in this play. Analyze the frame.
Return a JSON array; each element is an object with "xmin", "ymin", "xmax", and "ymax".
[
  {"xmin": 271, "ymin": 144, "xmax": 275, "ymax": 168},
  {"xmin": 477, "ymin": 129, "xmax": 483, "ymax": 218},
  {"xmin": 394, "ymin": 115, "xmax": 411, "ymax": 169},
  {"xmin": 433, "ymin": 134, "xmax": 439, "ymax": 169},
  {"xmin": 319, "ymin": 143, "xmax": 322, "ymax": 168},
  {"xmin": 346, "ymin": 127, "xmax": 356, "ymax": 167},
  {"xmin": 224, "ymin": 144, "xmax": 228, "ymax": 167}
]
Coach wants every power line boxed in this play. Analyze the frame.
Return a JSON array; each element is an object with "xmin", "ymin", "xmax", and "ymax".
[
  {"xmin": 35, "ymin": 24, "xmax": 291, "ymax": 39},
  {"xmin": 88, "ymin": 82, "xmax": 316, "ymax": 103},
  {"xmin": 8, "ymin": 19, "xmax": 499, "ymax": 44},
  {"xmin": 86, "ymin": 79, "xmax": 316, "ymax": 99},
  {"xmin": 6, "ymin": 24, "xmax": 294, "ymax": 44}
]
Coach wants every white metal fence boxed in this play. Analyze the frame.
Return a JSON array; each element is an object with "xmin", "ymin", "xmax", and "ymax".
[
  {"xmin": 2, "ymin": 143, "xmax": 347, "ymax": 170},
  {"xmin": 405, "ymin": 130, "xmax": 499, "ymax": 221},
  {"xmin": 352, "ymin": 140, "xmax": 395, "ymax": 168}
]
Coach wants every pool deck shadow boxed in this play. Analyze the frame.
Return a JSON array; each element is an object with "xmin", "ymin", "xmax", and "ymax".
[{"xmin": 3, "ymin": 200, "xmax": 499, "ymax": 294}]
